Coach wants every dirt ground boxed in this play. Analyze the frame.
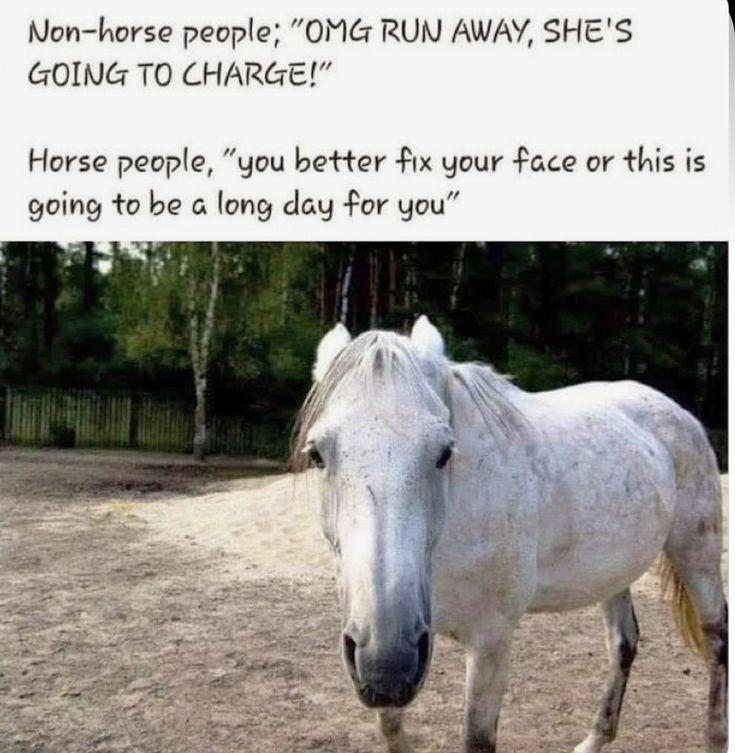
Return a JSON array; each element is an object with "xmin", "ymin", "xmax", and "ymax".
[{"xmin": 0, "ymin": 448, "xmax": 728, "ymax": 753}]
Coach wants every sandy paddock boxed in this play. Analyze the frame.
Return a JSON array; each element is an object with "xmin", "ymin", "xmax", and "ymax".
[{"xmin": 0, "ymin": 449, "xmax": 728, "ymax": 753}]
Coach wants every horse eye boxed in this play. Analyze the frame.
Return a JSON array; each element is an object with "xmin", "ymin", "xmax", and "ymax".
[
  {"xmin": 436, "ymin": 445, "xmax": 453, "ymax": 469},
  {"xmin": 309, "ymin": 448, "xmax": 325, "ymax": 469}
]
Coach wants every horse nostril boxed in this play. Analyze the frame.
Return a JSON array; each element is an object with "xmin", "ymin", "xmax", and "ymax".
[
  {"xmin": 415, "ymin": 629, "xmax": 431, "ymax": 683},
  {"xmin": 343, "ymin": 632, "xmax": 358, "ymax": 677}
]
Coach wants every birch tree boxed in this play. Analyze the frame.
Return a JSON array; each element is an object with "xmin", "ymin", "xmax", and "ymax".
[
  {"xmin": 339, "ymin": 249, "xmax": 354, "ymax": 325},
  {"xmin": 449, "ymin": 243, "xmax": 466, "ymax": 311},
  {"xmin": 186, "ymin": 242, "xmax": 221, "ymax": 461}
]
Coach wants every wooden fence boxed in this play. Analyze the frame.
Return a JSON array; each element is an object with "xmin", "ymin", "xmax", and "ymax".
[
  {"xmin": 0, "ymin": 384, "xmax": 725, "ymax": 467},
  {"xmin": 0, "ymin": 385, "xmax": 288, "ymax": 458}
]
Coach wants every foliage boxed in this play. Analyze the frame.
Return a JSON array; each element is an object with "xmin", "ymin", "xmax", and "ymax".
[
  {"xmin": 504, "ymin": 341, "xmax": 576, "ymax": 391},
  {"xmin": 0, "ymin": 241, "xmax": 726, "ymax": 463}
]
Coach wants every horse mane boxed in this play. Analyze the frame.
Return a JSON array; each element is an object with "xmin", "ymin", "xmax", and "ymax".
[
  {"xmin": 290, "ymin": 331, "xmax": 527, "ymax": 472},
  {"xmin": 450, "ymin": 362, "xmax": 528, "ymax": 438}
]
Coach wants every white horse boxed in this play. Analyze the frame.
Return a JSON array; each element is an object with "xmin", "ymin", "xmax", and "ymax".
[{"xmin": 292, "ymin": 317, "xmax": 727, "ymax": 753}]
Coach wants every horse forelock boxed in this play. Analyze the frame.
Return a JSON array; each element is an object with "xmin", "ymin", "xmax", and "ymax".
[{"xmin": 290, "ymin": 331, "xmax": 526, "ymax": 472}]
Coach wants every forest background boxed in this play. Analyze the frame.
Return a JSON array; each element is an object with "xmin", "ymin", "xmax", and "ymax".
[{"xmin": 0, "ymin": 242, "xmax": 726, "ymax": 465}]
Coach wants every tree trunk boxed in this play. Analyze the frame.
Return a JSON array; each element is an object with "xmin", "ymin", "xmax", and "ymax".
[
  {"xmin": 534, "ymin": 243, "xmax": 564, "ymax": 357},
  {"xmin": 22, "ymin": 245, "xmax": 40, "ymax": 370},
  {"xmin": 402, "ymin": 252, "xmax": 411, "ymax": 310},
  {"xmin": 706, "ymin": 246, "xmax": 725, "ymax": 433},
  {"xmin": 450, "ymin": 243, "xmax": 466, "ymax": 311},
  {"xmin": 40, "ymin": 245, "xmax": 59, "ymax": 355},
  {"xmin": 280, "ymin": 248, "xmax": 289, "ymax": 326},
  {"xmin": 402, "ymin": 251, "xmax": 417, "ymax": 330},
  {"xmin": 334, "ymin": 254, "xmax": 344, "ymax": 322},
  {"xmin": 339, "ymin": 250, "xmax": 354, "ymax": 326},
  {"xmin": 696, "ymin": 244, "xmax": 718, "ymax": 418},
  {"xmin": 192, "ymin": 376, "xmax": 207, "ymax": 461},
  {"xmin": 318, "ymin": 248, "xmax": 327, "ymax": 328},
  {"xmin": 388, "ymin": 249, "xmax": 397, "ymax": 313},
  {"xmin": 82, "ymin": 241, "xmax": 96, "ymax": 312},
  {"xmin": 189, "ymin": 242, "xmax": 221, "ymax": 462},
  {"xmin": 622, "ymin": 248, "xmax": 645, "ymax": 377},
  {"xmin": 369, "ymin": 248, "xmax": 379, "ymax": 328},
  {"xmin": 110, "ymin": 241, "xmax": 121, "ymax": 267}
]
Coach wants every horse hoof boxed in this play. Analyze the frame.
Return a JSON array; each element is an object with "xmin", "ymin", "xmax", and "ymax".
[{"xmin": 573, "ymin": 736, "xmax": 604, "ymax": 753}]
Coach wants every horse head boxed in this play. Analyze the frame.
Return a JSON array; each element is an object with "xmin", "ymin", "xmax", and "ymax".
[{"xmin": 294, "ymin": 317, "xmax": 453, "ymax": 708}]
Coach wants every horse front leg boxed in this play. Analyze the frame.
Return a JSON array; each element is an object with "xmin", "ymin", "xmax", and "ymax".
[
  {"xmin": 376, "ymin": 708, "xmax": 413, "ymax": 753},
  {"xmin": 463, "ymin": 628, "xmax": 514, "ymax": 753}
]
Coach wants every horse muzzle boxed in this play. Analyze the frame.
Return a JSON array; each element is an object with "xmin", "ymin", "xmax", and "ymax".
[{"xmin": 342, "ymin": 624, "xmax": 432, "ymax": 708}]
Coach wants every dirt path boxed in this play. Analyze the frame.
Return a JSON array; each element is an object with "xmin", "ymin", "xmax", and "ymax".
[{"xmin": 0, "ymin": 449, "xmax": 727, "ymax": 753}]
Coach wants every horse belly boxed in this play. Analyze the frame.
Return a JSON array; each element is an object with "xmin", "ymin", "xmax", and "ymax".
[{"xmin": 528, "ymin": 443, "xmax": 676, "ymax": 613}]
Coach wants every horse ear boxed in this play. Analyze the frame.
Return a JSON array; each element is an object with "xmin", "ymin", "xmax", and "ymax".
[
  {"xmin": 313, "ymin": 323, "xmax": 352, "ymax": 382},
  {"xmin": 411, "ymin": 315, "xmax": 444, "ymax": 357}
]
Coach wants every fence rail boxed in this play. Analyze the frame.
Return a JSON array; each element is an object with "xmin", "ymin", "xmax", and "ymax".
[{"xmin": 0, "ymin": 385, "xmax": 288, "ymax": 458}]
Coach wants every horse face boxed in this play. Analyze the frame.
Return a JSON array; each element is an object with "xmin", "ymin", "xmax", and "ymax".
[{"xmin": 307, "ymin": 406, "xmax": 453, "ymax": 708}]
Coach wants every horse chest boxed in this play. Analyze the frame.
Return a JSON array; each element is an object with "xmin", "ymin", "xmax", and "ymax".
[{"xmin": 430, "ymin": 495, "xmax": 539, "ymax": 635}]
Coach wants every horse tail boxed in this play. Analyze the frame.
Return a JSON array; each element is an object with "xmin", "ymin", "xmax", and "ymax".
[{"xmin": 659, "ymin": 554, "xmax": 709, "ymax": 659}]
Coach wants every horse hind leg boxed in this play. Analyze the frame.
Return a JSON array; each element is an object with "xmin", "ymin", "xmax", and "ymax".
[
  {"xmin": 662, "ymin": 532, "xmax": 728, "ymax": 753},
  {"xmin": 700, "ymin": 602, "xmax": 729, "ymax": 753},
  {"xmin": 573, "ymin": 589, "xmax": 639, "ymax": 753}
]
